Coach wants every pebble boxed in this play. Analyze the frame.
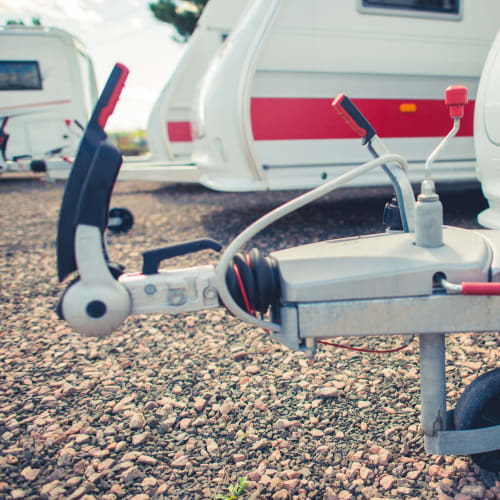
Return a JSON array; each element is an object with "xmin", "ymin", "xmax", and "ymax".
[
  {"xmin": 132, "ymin": 432, "xmax": 150, "ymax": 446},
  {"xmin": 193, "ymin": 397, "xmax": 207, "ymax": 412},
  {"xmin": 380, "ymin": 475, "xmax": 396, "ymax": 490},
  {"xmin": 317, "ymin": 387, "xmax": 340, "ymax": 398},
  {"xmin": 21, "ymin": 466, "xmax": 40, "ymax": 481},
  {"xmin": 129, "ymin": 413, "xmax": 145, "ymax": 430}
]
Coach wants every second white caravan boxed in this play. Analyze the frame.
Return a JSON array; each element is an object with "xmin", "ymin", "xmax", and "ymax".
[{"xmin": 0, "ymin": 26, "xmax": 98, "ymax": 172}]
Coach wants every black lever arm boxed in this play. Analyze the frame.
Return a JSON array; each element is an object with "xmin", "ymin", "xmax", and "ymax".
[
  {"xmin": 142, "ymin": 239, "xmax": 222, "ymax": 275},
  {"xmin": 57, "ymin": 63, "xmax": 129, "ymax": 282}
]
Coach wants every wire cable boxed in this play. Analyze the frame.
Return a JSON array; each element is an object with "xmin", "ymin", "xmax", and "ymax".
[{"xmin": 318, "ymin": 335, "xmax": 414, "ymax": 354}]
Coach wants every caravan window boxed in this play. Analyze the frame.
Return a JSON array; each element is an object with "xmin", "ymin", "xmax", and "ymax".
[
  {"xmin": 359, "ymin": 0, "xmax": 461, "ymax": 19},
  {"xmin": 0, "ymin": 61, "xmax": 42, "ymax": 91}
]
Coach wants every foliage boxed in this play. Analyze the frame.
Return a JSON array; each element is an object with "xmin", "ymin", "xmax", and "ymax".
[
  {"xmin": 149, "ymin": 0, "xmax": 209, "ymax": 41},
  {"xmin": 216, "ymin": 476, "xmax": 249, "ymax": 500},
  {"xmin": 109, "ymin": 129, "xmax": 149, "ymax": 156},
  {"xmin": 5, "ymin": 18, "xmax": 42, "ymax": 26}
]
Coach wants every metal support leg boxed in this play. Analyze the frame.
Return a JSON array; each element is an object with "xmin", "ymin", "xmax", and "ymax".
[{"xmin": 419, "ymin": 333, "xmax": 447, "ymax": 448}]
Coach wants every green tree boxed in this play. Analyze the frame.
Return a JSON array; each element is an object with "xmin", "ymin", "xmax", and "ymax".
[{"xmin": 149, "ymin": 0, "xmax": 209, "ymax": 41}]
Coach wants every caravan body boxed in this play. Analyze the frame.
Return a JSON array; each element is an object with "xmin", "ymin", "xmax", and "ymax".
[
  {"xmin": 0, "ymin": 26, "xmax": 97, "ymax": 169},
  {"xmin": 146, "ymin": 0, "xmax": 247, "ymax": 162},
  {"xmin": 185, "ymin": 0, "xmax": 500, "ymax": 191},
  {"xmin": 474, "ymin": 28, "xmax": 500, "ymax": 229}
]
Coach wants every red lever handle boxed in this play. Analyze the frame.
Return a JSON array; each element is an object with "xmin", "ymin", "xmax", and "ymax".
[{"xmin": 445, "ymin": 85, "xmax": 468, "ymax": 119}]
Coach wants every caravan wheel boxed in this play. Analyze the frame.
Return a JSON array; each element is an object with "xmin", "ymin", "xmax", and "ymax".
[
  {"xmin": 107, "ymin": 207, "xmax": 134, "ymax": 234},
  {"xmin": 454, "ymin": 368, "xmax": 500, "ymax": 471}
]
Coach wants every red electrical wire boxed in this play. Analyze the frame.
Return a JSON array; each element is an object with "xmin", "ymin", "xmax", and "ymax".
[
  {"xmin": 232, "ymin": 263, "xmax": 255, "ymax": 315},
  {"xmin": 318, "ymin": 336, "xmax": 414, "ymax": 354}
]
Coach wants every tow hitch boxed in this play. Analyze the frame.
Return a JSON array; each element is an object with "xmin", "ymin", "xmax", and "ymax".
[{"xmin": 56, "ymin": 63, "xmax": 500, "ymax": 471}]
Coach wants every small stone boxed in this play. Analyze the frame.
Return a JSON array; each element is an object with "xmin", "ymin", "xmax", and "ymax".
[
  {"xmin": 129, "ymin": 413, "xmax": 145, "ymax": 430},
  {"xmin": 232, "ymin": 351, "xmax": 249, "ymax": 361},
  {"xmin": 113, "ymin": 395, "xmax": 135, "ymax": 414},
  {"xmin": 219, "ymin": 398, "xmax": 234, "ymax": 416},
  {"xmin": 377, "ymin": 448, "xmax": 391, "ymax": 466},
  {"xmin": 171, "ymin": 455, "xmax": 189, "ymax": 468},
  {"xmin": 58, "ymin": 447, "xmax": 76, "ymax": 466},
  {"xmin": 132, "ymin": 432, "xmax": 150, "ymax": 446},
  {"xmin": 252, "ymin": 439, "xmax": 269, "ymax": 450},
  {"xmin": 274, "ymin": 418, "xmax": 298, "ymax": 429},
  {"xmin": 407, "ymin": 470, "xmax": 421, "ymax": 480},
  {"xmin": 11, "ymin": 489, "xmax": 26, "ymax": 499},
  {"xmin": 137, "ymin": 455, "xmax": 158, "ymax": 465},
  {"xmin": 21, "ymin": 466, "xmax": 40, "ymax": 481},
  {"xmin": 453, "ymin": 458, "xmax": 469, "ymax": 473},
  {"xmin": 160, "ymin": 416, "xmax": 176, "ymax": 429},
  {"xmin": 110, "ymin": 484, "xmax": 126, "ymax": 495},
  {"xmin": 246, "ymin": 364, "xmax": 260, "ymax": 375},
  {"xmin": 282, "ymin": 479, "xmax": 299, "ymax": 489},
  {"xmin": 380, "ymin": 475, "xmax": 396, "ymax": 490},
  {"xmin": 97, "ymin": 458, "xmax": 114, "ymax": 472},
  {"xmin": 359, "ymin": 466, "xmax": 373, "ymax": 480},
  {"xmin": 66, "ymin": 477, "xmax": 82, "ymax": 488},
  {"xmin": 311, "ymin": 429, "xmax": 324, "ymax": 438},
  {"xmin": 325, "ymin": 487, "xmax": 338, "ymax": 500},
  {"xmin": 254, "ymin": 399, "xmax": 267, "ymax": 411},
  {"xmin": 122, "ymin": 451, "xmax": 141, "ymax": 462},
  {"xmin": 66, "ymin": 486, "xmax": 87, "ymax": 500},
  {"xmin": 428, "ymin": 464, "xmax": 445, "ymax": 477},
  {"xmin": 233, "ymin": 454, "xmax": 245, "ymax": 464},
  {"xmin": 40, "ymin": 480, "xmax": 60, "ymax": 496},
  {"xmin": 338, "ymin": 491, "xmax": 352, "ymax": 500},
  {"xmin": 248, "ymin": 470, "xmax": 260, "ymax": 481},
  {"xmin": 179, "ymin": 418, "xmax": 192, "ymax": 430},
  {"xmin": 460, "ymin": 485, "xmax": 485, "ymax": 499},
  {"xmin": 130, "ymin": 495, "xmax": 150, "ymax": 500},
  {"xmin": 360, "ymin": 486, "xmax": 378, "ymax": 499},
  {"xmin": 206, "ymin": 438, "xmax": 218, "ymax": 455},
  {"xmin": 357, "ymin": 401, "xmax": 371, "ymax": 409},
  {"xmin": 156, "ymin": 483, "xmax": 168, "ymax": 495},
  {"xmin": 193, "ymin": 398, "xmax": 207, "ymax": 412},
  {"xmin": 272, "ymin": 489, "xmax": 288, "ymax": 500},
  {"xmin": 142, "ymin": 476, "xmax": 157, "ymax": 488},
  {"xmin": 121, "ymin": 466, "xmax": 142, "ymax": 483},
  {"xmin": 317, "ymin": 387, "xmax": 339, "ymax": 398},
  {"xmin": 75, "ymin": 434, "xmax": 90, "ymax": 444}
]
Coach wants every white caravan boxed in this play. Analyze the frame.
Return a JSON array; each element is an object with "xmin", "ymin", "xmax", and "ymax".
[
  {"xmin": 474, "ymin": 28, "xmax": 500, "ymax": 229},
  {"xmin": 0, "ymin": 26, "xmax": 98, "ymax": 171},
  {"xmin": 190, "ymin": 0, "xmax": 500, "ymax": 191},
  {"xmin": 49, "ymin": 0, "xmax": 500, "ymax": 192}
]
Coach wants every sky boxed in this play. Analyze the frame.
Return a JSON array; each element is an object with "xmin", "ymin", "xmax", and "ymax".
[{"xmin": 0, "ymin": 0, "xmax": 187, "ymax": 130}]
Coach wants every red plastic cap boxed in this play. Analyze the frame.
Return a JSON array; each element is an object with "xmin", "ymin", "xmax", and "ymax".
[{"xmin": 445, "ymin": 85, "xmax": 468, "ymax": 118}]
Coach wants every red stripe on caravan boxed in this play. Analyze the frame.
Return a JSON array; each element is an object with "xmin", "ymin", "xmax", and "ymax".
[
  {"xmin": 0, "ymin": 99, "xmax": 71, "ymax": 111},
  {"xmin": 167, "ymin": 121, "xmax": 193, "ymax": 142},
  {"xmin": 250, "ymin": 98, "xmax": 474, "ymax": 141}
]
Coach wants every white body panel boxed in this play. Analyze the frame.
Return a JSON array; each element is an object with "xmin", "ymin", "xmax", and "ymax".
[
  {"xmin": 0, "ymin": 26, "xmax": 97, "ymax": 165},
  {"xmin": 475, "ymin": 29, "xmax": 500, "ymax": 229},
  {"xmin": 186, "ymin": 0, "xmax": 499, "ymax": 191}
]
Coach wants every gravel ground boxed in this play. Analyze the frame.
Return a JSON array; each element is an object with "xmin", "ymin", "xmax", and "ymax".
[{"xmin": 1, "ymin": 175, "xmax": 500, "ymax": 500}]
